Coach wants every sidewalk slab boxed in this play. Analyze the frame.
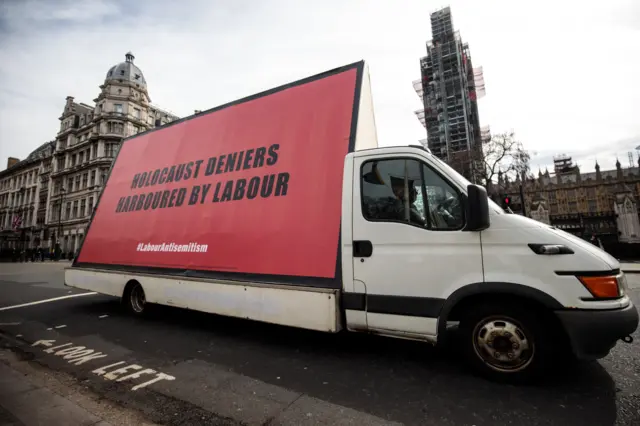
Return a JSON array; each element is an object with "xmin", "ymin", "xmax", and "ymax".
[
  {"xmin": 0, "ymin": 406, "xmax": 24, "ymax": 426},
  {"xmin": 0, "ymin": 363, "xmax": 105, "ymax": 426}
]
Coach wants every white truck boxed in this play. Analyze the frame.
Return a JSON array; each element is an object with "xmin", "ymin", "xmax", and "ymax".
[{"xmin": 66, "ymin": 60, "xmax": 638, "ymax": 383}]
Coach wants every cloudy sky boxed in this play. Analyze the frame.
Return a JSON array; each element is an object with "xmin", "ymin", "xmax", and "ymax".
[{"xmin": 1, "ymin": 0, "xmax": 639, "ymax": 174}]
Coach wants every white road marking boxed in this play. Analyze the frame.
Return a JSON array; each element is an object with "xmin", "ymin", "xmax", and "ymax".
[
  {"xmin": 93, "ymin": 362, "xmax": 126, "ymax": 375},
  {"xmin": 0, "ymin": 322, "xmax": 21, "ymax": 326},
  {"xmin": 32, "ymin": 338, "xmax": 175, "ymax": 391},
  {"xmin": 98, "ymin": 315, "xmax": 109, "ymax": 319},
  {"xmin": 0, "ymin": 292, "xmax": 97, "ymax": 311},
  {"xmin": 42, "ymin": 342, "xmax": 71, "ymax": 352},
  {"xmin": 54, "ymin": 325, "xmax": 67, "ymax": 329}
]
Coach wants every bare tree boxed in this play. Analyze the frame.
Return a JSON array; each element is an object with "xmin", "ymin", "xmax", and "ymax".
[{"xmin": 474, "ymin": 131, "xmax": 530, "ymax": 191}]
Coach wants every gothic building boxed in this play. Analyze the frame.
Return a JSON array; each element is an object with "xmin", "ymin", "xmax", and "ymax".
[{"xmin": 498, "ymin": 155, "xmax": 640, "ymax": 255}]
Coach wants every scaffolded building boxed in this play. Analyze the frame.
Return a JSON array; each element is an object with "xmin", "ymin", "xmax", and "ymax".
[{"xmin": 413, "ymin": 7, "xmax": 487, "ymax": 180}]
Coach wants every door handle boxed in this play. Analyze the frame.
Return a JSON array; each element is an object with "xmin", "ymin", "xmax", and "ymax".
[{"xmin": 353, "ymin": 240, "xmax": 373, "ymax": 257}]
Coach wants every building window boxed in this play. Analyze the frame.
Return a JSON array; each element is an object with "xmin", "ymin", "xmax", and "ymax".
[
  {"xmin": 65, "ymin": 202, "xmax": 71, "ymax": 220},
  {"xmin": 67, "ymin": 177, "xmax": 73, "ymax": 192},
  {"xmin": 107, "ymin": 122, "xmax": 124, "ymax": 134},
  {"xmin": 80, "ymin": 199, "xmax": 86, "ymax": 217},
  {"xmin": 90, "ymin": 171, "xmax": 96, "ymax": 186},
  {"xmin": 88, "ymin": 197, "xmax": 94, "ymax": 213},
  {"xmin": 360, "ymin": 158, "xmax": 464, "ymax": 230},
  {"xmin": 82, "ymin": 173, "xmax": 88, "ymax": 188},
  {"xmin": 72, "ymin": 201, "xmax": 78, "ymax": 218},
  {"xmin": 114, "ymin": 104, "xmax": 123, "ymax": 113},
  {"xmin": 134, "ymin": 108, "xmax": 141, "ymax": 119},
  {"xmin": 588, "ymin": 200, "xmax": 597, "ymax": 212},
  {"xmin": 105, "ymin": 144, "xmax": 119, "ymax": 158}
]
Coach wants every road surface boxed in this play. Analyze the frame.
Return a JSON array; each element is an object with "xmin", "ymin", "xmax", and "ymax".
[{"xmin": 1, "ymin": 261, "xmax": 639, "ymax": 425}]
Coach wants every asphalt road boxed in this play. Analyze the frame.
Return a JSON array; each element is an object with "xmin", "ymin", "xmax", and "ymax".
[{"xmin": 1, "ymin": 262, "xmax": 640, "ymax": 425}]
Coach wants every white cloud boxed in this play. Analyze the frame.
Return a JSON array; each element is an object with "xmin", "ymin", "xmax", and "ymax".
[{"xmin": 1, "ymin": 0, "xmax": 638, "ymax": 173}]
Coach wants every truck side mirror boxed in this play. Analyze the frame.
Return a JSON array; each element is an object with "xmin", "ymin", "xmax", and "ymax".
[{"xmin": 466, "ymin": 184, "xmax": 490, "ymax": 231}]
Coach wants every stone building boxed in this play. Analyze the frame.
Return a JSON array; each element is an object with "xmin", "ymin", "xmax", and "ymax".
[
  {"xmin": 0, "ymin": 142, "xmax": 55, "ymax": 249},
  {"xmin": 498, "ymin": 154, "xmax": 640, "ymax": 254},
  {"xmin": 0, "ymin": 52, "xmax": 179, "ymax": 255}
]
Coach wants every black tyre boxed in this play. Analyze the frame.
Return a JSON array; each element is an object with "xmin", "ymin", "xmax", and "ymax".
[
  {"xmin": 122, "ymin": 281, "xmax": 147, "ymax": 316},
  {"xmin": 458, "ymin": 300, "xmax": 557, "ymax": 384}
]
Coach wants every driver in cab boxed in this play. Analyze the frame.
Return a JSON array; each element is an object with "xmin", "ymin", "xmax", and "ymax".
[{"xmin": 390, "ymin": 177, "xmax": 427, "ymax": 227}]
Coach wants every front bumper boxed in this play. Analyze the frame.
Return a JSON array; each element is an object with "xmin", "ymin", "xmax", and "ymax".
[{"xmin": 555, "ymin": 301, "xmax": 639, "ymax": 360}]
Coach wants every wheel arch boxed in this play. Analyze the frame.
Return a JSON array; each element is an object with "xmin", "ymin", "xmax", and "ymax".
[
  {"xmin": 122, "ymin": 278, "xmax": 143, "ymax": 298},
  {"xmin": 437, "ymin": 282, "xmax": 565, "ymax": 340}
]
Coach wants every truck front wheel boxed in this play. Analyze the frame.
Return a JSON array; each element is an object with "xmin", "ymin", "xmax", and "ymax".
[{"xmin": 458, "ymin": 301, "xmax": 556, "ymax": 384}]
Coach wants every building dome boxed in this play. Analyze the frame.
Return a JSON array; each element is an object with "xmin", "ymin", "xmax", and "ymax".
[{"xmin": 105, "ymin": 52, "xmax": 147, "ymax": 86}]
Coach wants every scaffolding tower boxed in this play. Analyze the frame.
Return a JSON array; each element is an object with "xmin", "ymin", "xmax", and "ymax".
[{"xmin": 414, "ymin": 7, "xmax": 485, "ymax": 181}]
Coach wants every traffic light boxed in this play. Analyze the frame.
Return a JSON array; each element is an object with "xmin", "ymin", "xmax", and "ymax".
[{"xmin": 501, "ymin": 195, "xmax": 511, "ymax": 209}]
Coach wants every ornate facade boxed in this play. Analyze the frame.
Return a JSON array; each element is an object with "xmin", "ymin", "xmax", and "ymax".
[
  {"xmin": 0, "ymin": 142, "xmax": 55, "ymax": 247},
  {"xmin": 498, "ymin": 156, "xmax": 640, "ymax": 247},
  {"xmin": 0, "ymin": 53, "xmax": 179, "ymax": 255}
]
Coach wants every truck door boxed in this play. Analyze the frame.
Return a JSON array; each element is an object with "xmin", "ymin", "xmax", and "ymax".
[{"xmin": 350, "ymin": 154, "xmax": 483, "ymax": 338}]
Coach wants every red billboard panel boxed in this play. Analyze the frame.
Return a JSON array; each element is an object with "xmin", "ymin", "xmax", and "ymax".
[{"xmin": 75, "ymin": 64, "xmax": 361, "ymax": 281}]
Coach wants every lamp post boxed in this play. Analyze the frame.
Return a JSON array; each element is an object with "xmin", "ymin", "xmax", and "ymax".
[{"xmin": 56, "ymin": 187, "xmax": 66, "ymax": 260}]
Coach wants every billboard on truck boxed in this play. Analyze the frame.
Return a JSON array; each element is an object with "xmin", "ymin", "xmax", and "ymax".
[{"xmin": 74, "ymin": 61, "xmax": 371, "ymax": 287}]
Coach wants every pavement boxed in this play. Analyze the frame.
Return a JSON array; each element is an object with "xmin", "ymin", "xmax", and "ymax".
[
  {"xmin": 0, "ymin": 348, "xmax": 157, "ymax": 426},
  {"xmin": 621, "ymin": 262, "xmax": 640, "ymax": 273},
  {"xmin": 0, "ymin": 262, "xmax": 640, "ymax": 425}
]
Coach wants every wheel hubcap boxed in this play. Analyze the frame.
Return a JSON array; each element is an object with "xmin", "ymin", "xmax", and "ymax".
[
  {"xmin": 130, "ymin": 285, "xmax": 146, "ymax": 313},
  {"xmin": 472, "ymin": 316, "xmax": 534, "ymax": 372}
]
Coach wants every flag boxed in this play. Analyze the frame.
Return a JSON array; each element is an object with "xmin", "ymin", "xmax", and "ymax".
[{"xmin": 12, "ymin": 215, "xmax": 22, "ymax": 229}]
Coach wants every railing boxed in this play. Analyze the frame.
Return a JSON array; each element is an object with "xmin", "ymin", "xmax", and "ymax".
[{"xmin": 103, "ymin": 111, "xmax": 126, "ymax": 118}]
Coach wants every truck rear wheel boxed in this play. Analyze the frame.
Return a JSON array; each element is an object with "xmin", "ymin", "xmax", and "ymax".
[
  {"xmin": 458, "ymin": 301, "xmax": 555, "ymax": 384},
  {"xmin": 122, "ymin": 281, "xmax": 147, "ymax": 316}
]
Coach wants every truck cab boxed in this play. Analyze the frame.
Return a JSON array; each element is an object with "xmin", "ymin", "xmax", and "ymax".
[{"xmin": 341, "ymin": 145, "xmax": 638, "ymax": 383}]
